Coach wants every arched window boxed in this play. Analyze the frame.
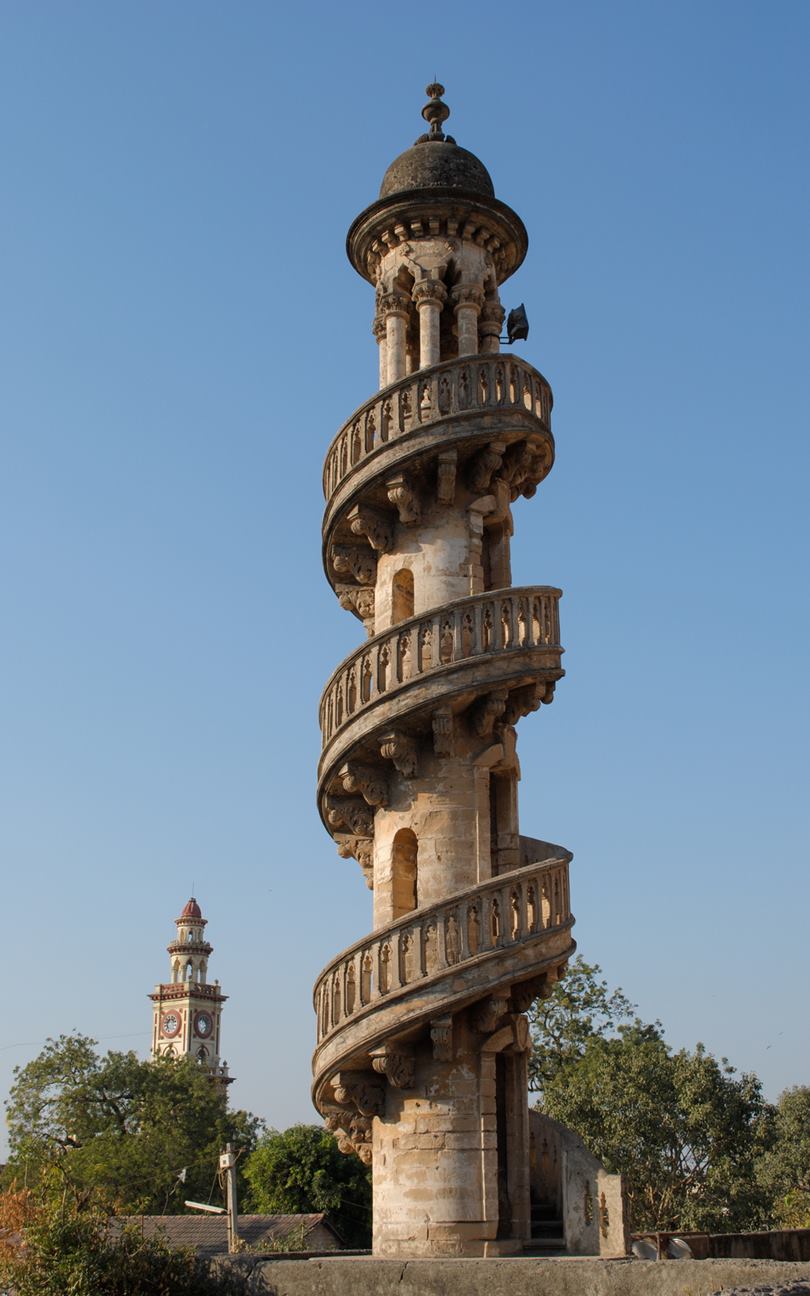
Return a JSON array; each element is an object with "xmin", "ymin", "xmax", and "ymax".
[
  {"xmin": 197, "ymin": 1046, "xmax": 208, "ymax": 1062},
  {"xmin": 187, "ymin": 930, "xmax": 194, "ymax": 942},
  {"xmin": 392, "ymin": 828, "xmax": 418, "ymax": 919},
  {"xmin": 185, "ymin": 960, "xmax": 193, "ymax": 981},
  {"xmin": 392, "ymin": 568, "xmax": 414, "ymax": 623}
]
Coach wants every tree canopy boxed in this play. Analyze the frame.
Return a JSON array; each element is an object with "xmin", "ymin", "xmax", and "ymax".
[
  {"xmin": 3, "ymin": 1034, "xmax": 262, "ymax": 1214},
  {"xmin": 243, "ymin": 1124, "xmax": 371, "ymax": 1248},
  {"xmin": 529, "ymin": 957, "xmax": 782, "ymax": 1234}
]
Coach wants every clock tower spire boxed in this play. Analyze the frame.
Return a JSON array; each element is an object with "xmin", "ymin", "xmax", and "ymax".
[{"xmin": 149, "ymin": 897, "xmax": 233, "ymax": 1089}]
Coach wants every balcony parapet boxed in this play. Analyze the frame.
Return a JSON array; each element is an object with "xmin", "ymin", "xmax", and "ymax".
[
  {"xmin": 322, "ymin": 356, "xmax": 553, "ymax": 568},
  {"xmin": 312, "ymin": 853, "xmax": 574, "ymax": 1106},
  {"xmin": 318, "ymin": 586, "xmax": 562, "ymax": 800}
]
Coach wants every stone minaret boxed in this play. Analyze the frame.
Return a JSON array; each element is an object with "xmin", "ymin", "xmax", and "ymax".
[
  {"xmin": 313, "ymin": 85, "xmax": 575, "ymax": 1258},
  {"xmin": 149, "ymin": 897, "xmax": 232, "ymax": 1089}
]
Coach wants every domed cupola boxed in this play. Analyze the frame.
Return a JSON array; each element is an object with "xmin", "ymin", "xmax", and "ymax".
[{"xmin": 347, "ymin": 84, "xmax": 528, "ymax": 290}]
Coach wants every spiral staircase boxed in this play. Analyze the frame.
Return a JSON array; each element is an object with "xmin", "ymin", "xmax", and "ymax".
[{"xmin": 311, "ymin": 86, "xmax": 576, "ymax": 1258}]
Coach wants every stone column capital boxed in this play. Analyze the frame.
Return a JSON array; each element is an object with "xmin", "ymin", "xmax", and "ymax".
[
  {"xmin": 372, "ymin": 314, "xmax": 387, "ymax": 342},
  {"xmin": 379, "ymin": 290, "xmax": 411, "ymax": 319},
  {"xmin": 412, "ymin": 279, "xmax": 448, "ymax": 308},
  {"xmin": 451, "ymin": 283, "xmax": 485, "ymax": 313}
]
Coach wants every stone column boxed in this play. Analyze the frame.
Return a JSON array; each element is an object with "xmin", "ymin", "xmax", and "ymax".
[
  {"xmin": 480, "ymin": 300, "xmax": 505, "ymax": 355},
  {"xmin": 372, "ymin": 314, "xmax": 388, "ymax": 389},
  {"xmin": 452, "ymin": 284, "xmax": 484, "ymax": 358},
  {"xmin": 379, "ymin": 292, "xmax": 410, "ymax": 385},
  {"xmin": 412, "ymin": 280, "xmax": 447, "ymax": 369}
]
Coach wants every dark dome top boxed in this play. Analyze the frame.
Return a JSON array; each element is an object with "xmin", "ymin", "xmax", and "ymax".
[
  {"xmin": 380, "ymin": 140, "xmax": 495, "ymax": 200},
  {"xmin": 379, "ymin": 82, "xmax": 495, "ymax": 201}
]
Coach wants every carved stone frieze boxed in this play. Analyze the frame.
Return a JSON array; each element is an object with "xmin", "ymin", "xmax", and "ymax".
[
  {"xmin": 331, "ymin": 545, "xmax": 377, "ymax": 587},
  {"xmin": 432, "ymin": 707, "xmax": 455, "ymax": 757},
  {"xmin": 379, "ymin": 730, "xmax": 418, "ymax": 777},
  {"xmin": 467, "ymin": 441, "xmax": 505, "ymax": 493},
  {"xmin": 470, "ymin": 689, "xmax": 508, "ymax": 738},
  {"xmin": 338, "ymin": 762, "xmax": 389, "ymax": 808},
  {"xmin": 430, "ymin": 1015, "xmax": 454, "ymax": 1062},
  {"xmin": 436, "ymin": 449, "xmax": 457, "ymax": 505},
  {"xmin": 370, "ymin": 1046, "xmax": 415, "ymax": 1089},
  {"xmin": 348, "ymin": 503, "xmax": 393, "ymax": 553},
  {"xmin": 336, "ymin": 584, "xmax": 375, "ymax": 634},
  {"xmin": 386, "ymin": 473, "xmax": 422, "ymax": 525},
  {"xmin": 335, "ymin": 834, "xmax": 374, "ymax": 889},
  {"xmin": 473, "ymin": 995, "xmax": 510, "ymax": 1035},
  {"xmin": 325, "ymin": 796, "xmax": 374, "ymax": 838},
  {"xmin": 497, "ymin": 439, "xmax": 553, "ymax": 501}
]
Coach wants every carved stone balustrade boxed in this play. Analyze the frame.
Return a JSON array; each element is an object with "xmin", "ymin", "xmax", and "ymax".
[
  {"xmin": 312, "ymin": 853, "xmax": 574, "ymax": 1111},
  {"xmin": 322, "ymin": 355, "xmax": 554, "ymax": 593},
  {"xmin": 318, "ymin": 585, "xmax": 562, "ymax": 826}
]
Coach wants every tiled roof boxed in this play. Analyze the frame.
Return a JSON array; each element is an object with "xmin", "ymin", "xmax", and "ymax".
[{"xmin": 112, "ymin": 1212, "xmax": 339, "ymax": 1256}]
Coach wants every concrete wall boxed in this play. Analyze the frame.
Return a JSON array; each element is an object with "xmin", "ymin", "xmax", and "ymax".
[{"xmin": 216, "ymin": 1255, "xmax": 810, "ymax": 1295}]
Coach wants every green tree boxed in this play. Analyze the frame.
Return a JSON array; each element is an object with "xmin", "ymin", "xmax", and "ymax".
[
  {"xmin": 0, "ymin": 1181, "xmax": 246, "ymax": 1296},
  {"xmin": 756, "ymin": 1086, "xmax": 810, "ymax": 1227},
  {"xmin": 528, "ymin": 956, "xmax": 639, "ymax": 1099},
  {"xmin": 530, "ymin": 963, "xmax": 774, "ymax": 1233},
  {"xmin": 3, "ymin": 1033, "xmax": 262, "ymax": 1214},
  {"xmin": 243, "ymin": 1124, "xmax": 371, "ymax": 1247}
]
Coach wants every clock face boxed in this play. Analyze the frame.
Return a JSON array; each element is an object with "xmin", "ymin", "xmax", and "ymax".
[
  {"xmin": 161, "ymin": 1011, "xmax": 180, "ymax": 1038},
  {"xmin": 194, "ymin": 1011, "xmax": 213, "ymax": 1039}
]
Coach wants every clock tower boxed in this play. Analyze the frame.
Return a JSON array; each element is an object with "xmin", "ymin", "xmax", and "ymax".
[{"xmin": 149, "ymin": 897, "xmax": 232, "ymax": 1089}]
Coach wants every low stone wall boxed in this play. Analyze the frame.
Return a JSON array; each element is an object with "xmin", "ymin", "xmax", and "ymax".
[
  {"xmin": 635, "ymin": 1230, "xmax": 810, "ymax": 1263},
  {"xmin": 216, "ymin": 1255, "xmax": 810, "ymax": 1295}
]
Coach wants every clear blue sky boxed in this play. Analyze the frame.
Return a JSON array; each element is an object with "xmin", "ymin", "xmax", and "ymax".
[{"xmin": 1, "ymin": 1, "xmax": 808, "ymax": 1149}]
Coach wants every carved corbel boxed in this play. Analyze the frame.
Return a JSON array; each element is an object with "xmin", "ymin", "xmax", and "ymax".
[
  {"xmin": 470, "ymin": 689, "xmax": 508, "ymax": 738},
  {"xmin": 335, "ymin": 835, "xmax": 374, "ymax": 889},
  {"xmin": 432, "ymin": 707, "xmax": 455, "ymax": 757},
  {"xmin": 430, "ymin": 1015, "xmax": 454, "ymax": 1062},
  {"xmin": 473, "ymin": 995, "xmax": 510, "ymax": 1035},
  {"xmin": 348, "ymin": 503, "xmax": 393, "ymax": 554},
  {"xmin": 379, "ymin": 730, "xmax": 418, "ymax": 777},
  {"xmin": 325, "ymin": 796, "xmax": 374, "ymax": 838},
  {"xmin": 412, "ymin": 279, "xmax": 447, "ymax": 309},
  {"xmin": 436, "ymin": 449, "xmax": 457, "ymax": 506},
  {"xmin": 338, "ymin": 762, "xmax": 388, "ymax": 808},
  {"xmin": 323, "ymin": 1105, "xmax": 374, "ymax": 1163},
  {"xmin": 332, "ymin": 1072, "xmax": 385, "ymax": 1117},
  {"xmin": 331, "ymin": 545, "xmax": 377, "ymax": 587},
  {"xmin": 378, "ymin": 289, "xmax": 411, "ymax": 319},
  {"xmin": 386, "ymin": 473, "xmax": 422, "ymax": 524},
  {"xmin": 370, "ymin": 1046, "xmax": 415, "ymax": 1089},
  {"xmin": 336, "ymin": 584, "xmax": 375, "ymax": 635},
  {"xmin": 510, "ymin": 976, "xmax": 549, "ymax": 1014},
  {"xmin": 467, "ymin": 441, "xmax": 505, "ymax": 493},
  {"xmin": 503, "ymin": 682, "xmax": 545, "ymax": 726}
]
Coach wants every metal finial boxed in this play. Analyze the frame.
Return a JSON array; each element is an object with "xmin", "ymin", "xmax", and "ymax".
[{"xmin": 418, "ymin": 82, "xmax": 454, "ymax": 144}]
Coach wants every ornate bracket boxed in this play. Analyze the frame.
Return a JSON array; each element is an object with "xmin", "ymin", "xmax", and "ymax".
[
  {"xmin": 436, "ymin": 449, "xmax": 457, "ymax": 506},
  {"xmin": 470, "ymin": 689, "xmax": 508, "ymax": 738},
  {"xmin": 430, "ymin": 1015, "xmax": 454, "ymax": 1062},
  {"xmin": 332, "ymin": 1071, "xmax": 385, "ymax": 1117},
  {"xmin": 335, "ymin": 834, "xmax": 373, "ymax": 889},
  {"xmin": 332, "ymin": 545, "xmax": 377, "ymax": 587},
  {"xmin": 323, "ymin": 1104, "xmax": 373, "ymax": 1165},
  {"xmin": 473, "ymin": 995, "xmax": 510, "ymax": 1035},
  {"xmin": 336, "ymin": 584, "xmax": 375, "ymax": 635},
  {"xmin": 432, "ymin": 706, "xmax": 455, "ymax": 757},
  {"xmin": 370, "ymin": 1045, "xmax": 415, "ymax": 1089},
  {"xmin": 348, "ymin": 503, "xmax": 393, "ymax": 554},
  {"xmin": 325, "ymin": 796, "xmax": 374, "ymax": 838},
  {"xmin": 379, "ymin": 730, "xmax": 418, "ymax": 777},
  {"xmin": 468, "ymin": 441, "xmax": 505, "ymax": 493},
  {"xmin": 503, "ymin": 682, "xmax": 547, "ymax": 726},
  {"xmin": 338, "ymin": 762, "xmax": 388, "ymax": 808},
  {"xmin": 510, "ymin": 975, "xmax": 549, "ymax": 1014},
  {"xmin": 386, "ymin": 473, "xmax": 422, "ymax": 524}
]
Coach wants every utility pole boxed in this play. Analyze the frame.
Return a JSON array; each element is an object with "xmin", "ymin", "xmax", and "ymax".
[{"xmin": 219, "ymin": 1144, "xmax": 239, "ymax": 1253}]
